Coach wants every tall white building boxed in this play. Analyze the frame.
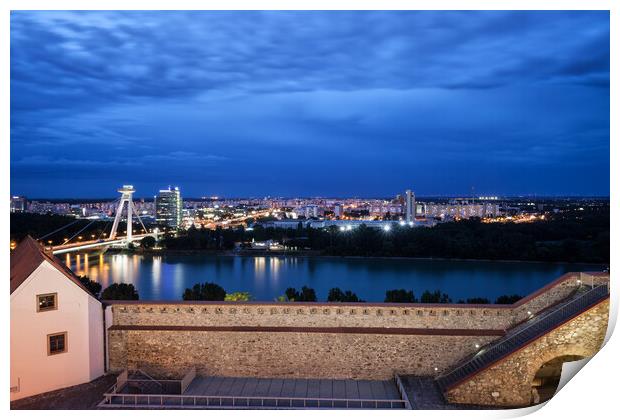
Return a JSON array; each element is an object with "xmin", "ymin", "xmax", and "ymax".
[
  {"xmin": 405, "ymin": 189, "xmax": 416, "ymax": 223},
  {"xmin": 155, "ymin": 186, "xmax": 183, "ymax": 229}
]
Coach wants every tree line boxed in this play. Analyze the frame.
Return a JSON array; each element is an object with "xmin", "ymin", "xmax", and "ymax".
[
  {"xmin": 177, "ymin": 282, "xmax": 523, "ymax": 305},
  {"xmin": 160, "ymin": 208, "xmax": 609, "ymax": 263},
  {"xmin": 78, "ymin": 277, "xmax": 523, "ymax": 305}
]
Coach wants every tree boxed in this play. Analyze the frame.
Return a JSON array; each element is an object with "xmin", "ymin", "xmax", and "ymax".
[
  {"xmin": 101, "ymin": 283, "xmax": 139, "ymax": 300},
  {"xmin": 420, "ymin": 289, "xmax": 451, "ymax": 303},
  {"xmin": 299, "ymin": 286, "xmax": 317, "ymax": 302},
  {"xmin": 327, "ymin": 287, "xmax": 361, "ymax": 302},
  {"xmin": 283, "ymin": 286, "xmax": 317, "ymax": 302},
  {"xmin": 495, "ymin": 294, "xmax": 523, "ymax": 304},
  {"xmin": 466, "ymin": 297, "xmax": 490, "ymax": 304},
  {"xmin": 225, "ymin": 292, "xmax": 252, "ymax": 301},
  {"xmin": 284, "ymin": 287, "xmax": 299, "ymax": 301},
  {"xmin": 141, "ymin": 236, "xmax": 156, "ymax": 249},
  {"xmin": 385, "ymin": 289, "xmax": 416, "ymax": 303},
  {"xmin": 78, "ymin": 276, "xmax": 102, "ymax": 298},
  {"xmin": 183, "ymin": 282, "xmax": 227, "ymax": 301}
]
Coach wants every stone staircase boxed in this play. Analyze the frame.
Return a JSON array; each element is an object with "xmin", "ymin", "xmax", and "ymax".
[{"xmin": 436, "ymin": 283, "xmax": 609, "ymax": 392}]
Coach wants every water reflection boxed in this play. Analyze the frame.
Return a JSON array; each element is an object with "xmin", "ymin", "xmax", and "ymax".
[
  {"xmin": 152, "ymin": 256, "xmax": 162, "ymax": 292},
  {"xmin": 254, "ymin": 257, "xmax": 266, "ymax": 286},
  {"xmin": 65, "ymin": 253, "xmax": 602, "ymax": 302}
]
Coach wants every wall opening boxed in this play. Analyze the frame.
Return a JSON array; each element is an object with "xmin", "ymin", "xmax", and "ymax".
[{"xmin": 531, "ymin": 355, "xmax": 583, "ymax": 404}]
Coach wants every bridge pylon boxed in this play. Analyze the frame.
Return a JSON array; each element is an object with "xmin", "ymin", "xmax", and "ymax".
[{"xmin": 110, "ymin": 185, "xmax": 145, "ymax": 244}]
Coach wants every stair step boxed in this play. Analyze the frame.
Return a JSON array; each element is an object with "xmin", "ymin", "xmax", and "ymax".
[{"xmin": 437, "ymin": 286, "xmax": 608, "ymax": 390}]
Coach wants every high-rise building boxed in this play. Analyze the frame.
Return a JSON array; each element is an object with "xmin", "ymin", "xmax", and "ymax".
[
  {"xmin": 405, "ymin": 189, "xmax": 416, "ymax": 223},
  {"xmin": 334, "ymin": 203, "xmax": 343, "ymax": 218},
  {"xmin": 10, "ymin": 196, "xmax": 27, "ymax": 213},
  {"xmin": 155, "ymin": 186, "xmax": 182, "ymax": 229}
]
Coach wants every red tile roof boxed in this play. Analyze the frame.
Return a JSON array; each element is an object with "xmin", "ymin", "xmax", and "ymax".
[{"xmin": 10, "ymin": 235, "xmax": 97, "ymax": 298}]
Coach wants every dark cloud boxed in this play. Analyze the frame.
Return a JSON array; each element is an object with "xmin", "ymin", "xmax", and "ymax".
[{"xmin": 10, "ymin": 11, "xmax": 609, "ymax": 197}]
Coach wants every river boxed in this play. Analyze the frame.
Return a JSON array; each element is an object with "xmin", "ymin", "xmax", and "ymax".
[{"xmin": 67, "ymin": 253, "xmax": 602, "ymax": 302}]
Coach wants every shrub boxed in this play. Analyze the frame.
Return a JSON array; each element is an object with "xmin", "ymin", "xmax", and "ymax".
[
  {"xmin": 385, "ymin": 289, "xmax": 416, "ymax": 303},
  {"xmin": 225, "ymin": 292, "xmax": 252, "ymax": 301},
  {"xmin": 420, "ymin": 290, "xmax": 451, "ymax": 303},
  {"xmin": 327, "ymin": 287, "xmax": 361, "ymax": 302},
  {"xmin": 495, "ymin": 294, "xmax": 523, "ymax": 304},
  {"xmin": 466, "ymin": 297, "xmax": 490, "ymax": 304},
  {"xmin": 78, "ymin": 275, "xmax": 102, "ymax": 298},
  {"xmin": 141, "ymin": 236, "xmax": 156, "ymax": 249},
  {"xmin": 283, "ymin": 286, "xmax": 317, "ymax": 302},
  {"xmin": 101, "ymin": 283, "xmax": 139, "ymax": 300},
  {"xmin": 183, "ymin": 282, "xmax": 226, "ymax": 301}
]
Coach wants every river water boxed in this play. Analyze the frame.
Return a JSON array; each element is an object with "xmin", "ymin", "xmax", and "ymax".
[{"xmin": 67, "ymin": 253, "xmax": 602, "ymax": 302}]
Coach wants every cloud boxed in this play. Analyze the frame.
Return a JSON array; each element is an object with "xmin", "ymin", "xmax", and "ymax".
[{"xmin": 10, "ymin": 11, "xmax": 610, "ymax": 197}]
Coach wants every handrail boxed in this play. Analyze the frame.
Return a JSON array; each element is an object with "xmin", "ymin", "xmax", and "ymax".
[
  {"xmin": 136, "ymin": 369, "xmax": 163, "ymax": 387},
  {"xmin": 99, "ymin": 392, "xmax": 408, "ymax": 409},
  {"xmin": 394, "ymin": 374, "xmax": 413, "ymax": 409},
  {"xmin": 437, "ymin": 284, "xmax": 609, "ymax": 391},
  {"xmin": 116, "ymin": 370, "xmax": 128, "ymax": 391},
  {"xmin": 181, "ymin": 367, "xmax": 196, "ymax": 394}
]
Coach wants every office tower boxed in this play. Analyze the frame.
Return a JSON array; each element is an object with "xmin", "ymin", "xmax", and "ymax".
[
  {"xmin": 405, "ymin": 189, "xmax": 416, "ymax": 223},
  {"xmin": 10, "ymin": 196, "xmax": 27, "ymax": 213},
  {"xmin": 155, "ymin": 186, "xmax": 182, "ymax": 229}
]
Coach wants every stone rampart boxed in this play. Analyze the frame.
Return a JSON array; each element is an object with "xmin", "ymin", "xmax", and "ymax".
[
  {"xmin": 105, "ymin": 272, "xmax": 609, "ymax": 384},
  {"xmin": 445, "ymin": 298, "xmax": 609, "ymax": 407}
]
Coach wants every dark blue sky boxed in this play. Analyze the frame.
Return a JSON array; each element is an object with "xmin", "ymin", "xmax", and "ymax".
[{"xmin": 11, "ymin": 11, "xmax": 609, "ymax": 198}]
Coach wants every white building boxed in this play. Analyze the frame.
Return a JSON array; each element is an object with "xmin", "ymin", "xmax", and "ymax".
[
  {"xmin": 405, "ymin": 189, "xmax": 416, "ymax": 223},
  {"xmin": 10, "ymin": 236, "xmax": 105, "ymax": 401},
  {"xmin": 334, "ymin": 203, "xmax": 343, "ymax": 218},
  {"xmin": 297, "ymin": 204, "xmax": 320, "ymax": 219}
]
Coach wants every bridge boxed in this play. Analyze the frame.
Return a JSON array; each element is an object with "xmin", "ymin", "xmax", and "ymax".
[
  {"xmin": 50, "ymin": 233, "xmax": 156, "ymax": 255},
  {"xmin": 40, "ymin": 185, "xmax": 159, "ymax": 255}
]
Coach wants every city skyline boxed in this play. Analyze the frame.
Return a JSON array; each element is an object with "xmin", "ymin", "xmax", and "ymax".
[{"xmin": 11, "ymin": 11, "xmax": 610, "ymax": 198}]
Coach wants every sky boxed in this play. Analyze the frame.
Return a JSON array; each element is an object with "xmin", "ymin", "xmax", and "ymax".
[{"xmin": 10, "ymin": 11, "xmax": 610, "ymax": 198}]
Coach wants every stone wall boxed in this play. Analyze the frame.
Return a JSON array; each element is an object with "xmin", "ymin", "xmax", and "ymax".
[
  {"xmin": 107, "ymin": 273, "xmax": 609, "ymax": 332},
  {"xmin": 108, "ymin": 302, "xmax": 513, "ymax": 330},
  {"xmin": 509, "ymin": 272, "xmax": 608, "ymax": 324},
  {"xmin": 444, "ymin": 298, "xmax": 610, "ymax": 407},
  {"xmin": 105, "ymin": 272, "xmax": 609, "ymax": 386},
  {"xmin": 108, "ymin": 328, "xmax": 498, "ymax": 380}
]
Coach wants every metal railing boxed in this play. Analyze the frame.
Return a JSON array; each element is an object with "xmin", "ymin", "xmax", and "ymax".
[
  {"xmin": 180, "ymin": 367, "xmax": 196, "ymax": 394},
  {"xmin": 436, "ymin": 284, "xmax": 609, "ymax": 391},
  {"xmin": 394, "ymin": 374, "xmax": 413, "ymax": 409},
  {"xmin": 98, "ymin": 393, "xmax": 408, "ymax": 409},
  {"xmin": 125, "ymin": 378, "xmax": 181, "ymax": 394}
]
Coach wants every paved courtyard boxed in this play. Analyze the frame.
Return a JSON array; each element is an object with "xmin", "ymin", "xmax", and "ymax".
[{"xmin": 186, "ymin": 376, "xmax": 401, "ymax": 400}]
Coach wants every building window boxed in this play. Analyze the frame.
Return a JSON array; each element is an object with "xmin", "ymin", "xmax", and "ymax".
[
  {"xmin": 37, "ymin": 293, "xmax": 57, "ymax": 312},
  {"xmin": 47, "ymin": 332, "xmax": 67, "ymax": 356}
]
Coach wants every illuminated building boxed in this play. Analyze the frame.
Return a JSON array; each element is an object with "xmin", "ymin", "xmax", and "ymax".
[
  {"xmin": 10, "ymin": 196, "xmax": 27, "ymax": 213},
  {"xmin": 405, "ymin": 189, "xmax": 416, "ymax": 223},
  {"xmin": 155, "ymin": 186, "xmax": 183, "ymax": 229}
]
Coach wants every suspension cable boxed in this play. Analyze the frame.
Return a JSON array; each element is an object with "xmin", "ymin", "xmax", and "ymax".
[
  {"xmin": 60, "ymin": 220, "xmax": 97, "ymax": 245},
  {"xmin": 37, "ymin": 219, "xmax": 82, "ymax": 241}
]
